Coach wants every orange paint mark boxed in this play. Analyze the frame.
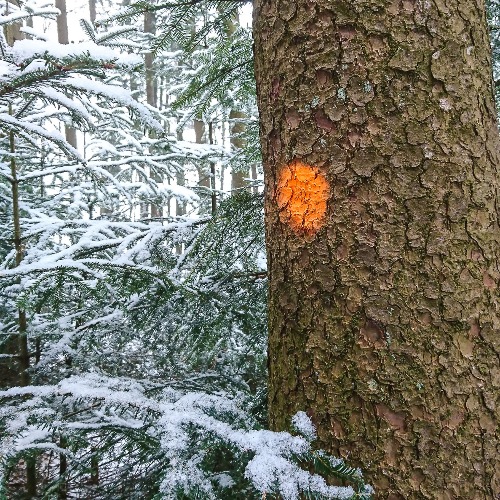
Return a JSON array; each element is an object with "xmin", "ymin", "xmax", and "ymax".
[{"xmin": 276, "ymin": 161, "xmax": 330, "ymax": 234}]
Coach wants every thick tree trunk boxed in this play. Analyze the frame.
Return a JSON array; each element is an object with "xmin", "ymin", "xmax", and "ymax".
[{"xmin": 254, "ymin": 0, "xmax": 500, "ymax": 497}]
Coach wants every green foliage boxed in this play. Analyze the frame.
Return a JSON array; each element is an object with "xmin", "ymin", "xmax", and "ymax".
[
  {"xmin": 172, "ymin": 26, "xmax": 254, "ymax": 116},
  {"xmin": 105, "ymin": 1, "xmax": 245, "ymax": 52}
]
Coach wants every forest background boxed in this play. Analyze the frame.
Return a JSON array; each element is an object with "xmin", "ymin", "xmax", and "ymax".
[{"xmin": 0, "ymin": 0, "xmax": 498, "ymax": 498}]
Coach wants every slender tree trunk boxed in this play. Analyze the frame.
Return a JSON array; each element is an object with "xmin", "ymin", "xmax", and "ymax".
[
  {"xmin": 221, "ymin": 11, "xmax": 249, "ymax": 192},
  {"xmin": 208, "ymin": 121, "xmax": 217, "ymax": 215},
  {"xmin": 8, "ymin": 127, "xmax": 29, "ymax": 388},
  {"xmin": 2, "ymin": 12, "xmax": 37, "ymax": 491},
  {"xmin": 89, "ymin": 448, "xmax": 99, "ymax": 486},
  {"xmin": 8, "ymin": 109, "xmax": 37, "ymax": 497},
  {"xmin": 58, "ymin": 435, "xmax": 67, "ymax": 499},
  {"xmin": 144, "ymin": 6, "xmax": 162, "ymax": 218},
  {"xmin": 229, "ymin": 109, "xmax": 248, "ymax": 191},
  {"xmin": 251, "ymin": 163, "xmax": 258, "ymax": 194},
  {"xmin": 89, "ymin": 0, "xmax": 96, "ymax": 24},
  {"xmin": 54, "ymin": 5, "xmax": 76, "ymax": 495},
  {"xmin": 55, "ymin": 0, "xmax": 77, "ymax": 149},
  {"xmin": 120, "ymin": 0, "xmax": 138, "ymax": 95},
  {"xmin": 175, "ymin": 127, "xmax": 185, "ymax": 254},
  {"xmin": 194, "ymin": 117, "xmax": 212, "ymax": 214},
  {"xmin": 0, "ymin": 3, "xmax": 24, "ymax": 390},
  {"xmin": 144, "ymin": 10, "xmax": 157, "ymax": 110},
  {"xmin": 254, "ymin": 0, "xmax": 500, "ymax": 497}
]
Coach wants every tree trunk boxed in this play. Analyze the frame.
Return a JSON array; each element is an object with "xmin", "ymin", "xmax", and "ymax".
[
  {"xmin": 144, "ymin": 6, "xmax": 162, "ymax": 219},
  {"xmin": 58, "ymin": 435, "xmax": 67, "ymax": 499},
  {"xmin": 251, "ymin": 163, "xmax": 258, "ymax": 194},
  {"xmin": 2, "ymin": 14, "xmax": 37, "ymax": 495},
  {"xmin": 89, "ymin": 448, "xmax": 99, "ymax": 486},
  {"xmin": 229, "ymin": 109, "xmax": 248, "ymax": 191},
  {"xmin": 175, "ymin": 126, "xmax": 185, "ymax": 254},
  {"xmin": 6, "ymin": 110, "xmax": 37, "ymax": 497},
  {"xmin": 176, "ymin": 126, "xmax": 186, "ymax": 220},
  {"xmin": 194, "ymin": 117, "xmax": 212, "ymax": 214},
  {"xmin": 144, "ymin": 9, "xmax": 157, "ymax": 110},
  {"xmin": 89, "ymin": 0, "xmax": 97, "ymax": 24},
  {"xmin": 3, "ymin": 0, "xmax": 23, "ymax": 46},
  {"xmin": 208, "ymin": 121, "xmax": 216, "ymax": 215},
  {"xmin": 0, "ymin": 3, "xmax": 25, "ymax": 391},
  {"xmin": 222, "ymin": 10, "xmax": 249, "ymax": 192},
  {"xmin": 55, "ymin": 0, "xmax": 77, "ymax": 149},
  {"xmin": 253, "ymin": 0, "xmax": 500, "ymax": 498}
]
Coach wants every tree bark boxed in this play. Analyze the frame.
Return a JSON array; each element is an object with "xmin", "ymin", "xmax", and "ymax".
[
  {"xmin": 222, "ymin": 10, "xmax": 249, "ymax": 192},
  {"xmin": 58, "ymin": 435, "xmax": 67, "ymax": 499},
  {"xmin": 194, "ymin": 117, "xmax": 213, "ymax": 214},
  {"xmin": 208, "ymin": 121, "xmax": 217, "ymax": 215},
  {"xmin": 2, "ymin": 15, "xmax": 37, "ymax": 495},
  {"xmin": 89, "ymin": 0, "xmax": 97, "ymax": 25},
  {"xmin": 0, "ymin": 2, "xmax": 25, "ymax": 391},
  {"xmin": 55, "ymin": 0, "xmax": 77, "ymax": 149},
  {"xmin": 253, "ymin": 0, "xmax": 500, "ymax": 497},
  {"xmin": 144, "ymin": 9, "xmax": 157, "ymax": 110},
  {"xmin": 6, "ymin": 111, "xmax": 37, "ymax": 498},
  {"xmin": 144, "ymin": 6, "xmax": 162, "ymax": 219},
  {"xmin": 229, "ymin": 109, "xmax": 248, "ymax": 191},
  {"xmin": 3, "ymin": 0, "xmax": 23, "ymax": 45}
]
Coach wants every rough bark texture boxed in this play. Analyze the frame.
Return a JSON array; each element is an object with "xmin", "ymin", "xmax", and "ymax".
[{"xmin": 253, "ymin": 0, "xmax": 500, "ymax": 497}]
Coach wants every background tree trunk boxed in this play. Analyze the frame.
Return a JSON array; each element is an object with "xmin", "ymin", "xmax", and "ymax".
[
  {"xmin": 1, "ymin": 1, "xmax": 25, "ymax": 391},
  {"xmin": 3, "ymin": 0, "xmax": 23, "ymax": 45},
  {"xmin": 254, "ymin": 0, "xmax": 500, "ymax": 497},
  {"xmin": 89, "ymin": 0, "xmax": 97, "ymax": 25},
  {"xmin": 1, "ymin": 10, "xmax": 37, "ymax": 494},
  {"xmin": 144, "ymin": 5, "xmax": 162, "ymax": 219},
  {"xmin": 55, "ymin": 0, "xmax": 77, "ymax": 149},
  {"xmin": 194, "ymin": 116, "xmax": 212, "ymax": 214},
  {"xmin": 229, "ymin": 109, "xmax": 248, "ymax": 191},
  {"xmin": 144, "ymin": 10, "xmax": 157, "ymax": 111},
  {"xmin": 222, "ymin": 10, "xmax": 249, "ymax": 192}
]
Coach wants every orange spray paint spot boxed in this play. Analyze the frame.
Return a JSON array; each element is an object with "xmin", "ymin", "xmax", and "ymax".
[{"xmin": 276, "ymin": 161, "xmax": 330, "ymax": 234}]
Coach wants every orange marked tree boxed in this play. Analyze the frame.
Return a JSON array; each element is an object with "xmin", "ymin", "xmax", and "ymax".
[
  {"xmin": 276, "ymin": 161, "xmax": 330, "ymax": 234},
  {"xmin": 253, "ymin": 0, "xmax": 500, "ymax": 497}
]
